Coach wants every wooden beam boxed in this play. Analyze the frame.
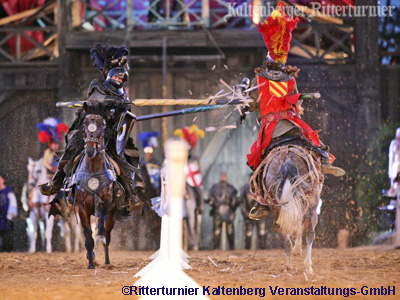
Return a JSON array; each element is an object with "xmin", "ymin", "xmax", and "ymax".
[
  {"xmin": 71, "ymin": 0, "xmax": 82, "ymax": 28},
  {"xmin": 0, "ymin": 2, "xmax": 56, "ymax": 26},
  {"xmin": 201, "ymin": 0, "xmax": 210, "ymax": 27},
  {"xmin": 65, "ymin": 30, "xmax": 265, "ymax": 49},
  {"xmin": 290, "ymin": 44, "xmax": 349, "ymax": 60},
  {"xmin": 26, "ymin": 34, "xmax": 57, "ymax": 61}
]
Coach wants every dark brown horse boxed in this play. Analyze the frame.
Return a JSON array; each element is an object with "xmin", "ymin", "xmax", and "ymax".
[{"xmin": 75, "ymin": 113, "xmax": 117, "ymax": 269}]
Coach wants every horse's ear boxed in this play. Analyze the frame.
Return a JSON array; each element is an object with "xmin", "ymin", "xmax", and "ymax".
[
  {"xmin": 83, "ymin": 101, "xmax": 89, "ymax": 111},
  {"xmin": 28, "ymin": 157, "xmax": 33, "ymax": 164}
]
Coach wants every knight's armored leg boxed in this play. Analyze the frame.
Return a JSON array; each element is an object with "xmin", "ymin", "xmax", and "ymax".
[
  {"xmin": 39, "ymin": 159, "xmax": 69, "ymax": 196},
  {"xmin": 117, "ymin": 172, "xmax": 143, "ymax": 211},
  {"xmin": 124, "ymin": 137, "xmax": 148, "ymax": 208},
  {"xmin": 227, "ymin": 222, "xmax": 235, "ymax": 250},
  {"xmin": 194, "ymin": 187, "xmax": 203, "ymax": 213},
  {"xmin": 107, "ymin": 137, "xmax": 143, "ymax": 210},
  {"xmin": 213, "ymin": 214, "xmax": 222, "ymax": 249}
]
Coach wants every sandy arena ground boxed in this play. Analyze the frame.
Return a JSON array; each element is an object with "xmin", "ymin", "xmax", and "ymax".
[{"xmin": 1, "ymin": 247, "xmax": 399, "ymax": 300}]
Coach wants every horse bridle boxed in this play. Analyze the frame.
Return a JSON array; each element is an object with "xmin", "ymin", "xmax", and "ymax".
[{"xmin": 84, "ymin": 115, "xmax": 106, "ymax": 150}]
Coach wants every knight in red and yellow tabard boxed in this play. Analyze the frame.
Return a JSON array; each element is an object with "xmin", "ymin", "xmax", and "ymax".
[{"xmin": 245, "ymin": 2, "xmax": 345, "ymax": 177}]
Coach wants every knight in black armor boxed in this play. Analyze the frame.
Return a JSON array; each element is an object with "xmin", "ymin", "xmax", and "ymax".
[
  {"xmin": 208, "ymin": 172, "xmax": 238, "ymax": 250},
  {"xmin": 39, "ymin": 42, "xmax": 143, "ymax": 210}
]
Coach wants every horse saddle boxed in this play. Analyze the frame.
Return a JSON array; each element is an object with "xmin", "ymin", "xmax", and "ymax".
[{"xmin": 262, "ymin": 128, "xmax": 329, "ymax": 161}]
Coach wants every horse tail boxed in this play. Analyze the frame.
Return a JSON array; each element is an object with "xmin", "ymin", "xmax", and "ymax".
[{"xmin": 275, "ymin": 159, "xmax": 310, "ymax": 250}]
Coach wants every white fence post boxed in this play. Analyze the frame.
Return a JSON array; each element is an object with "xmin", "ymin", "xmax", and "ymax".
[{"xmin": 134, "ymin": 139, "xmax": 209, "ymax": 299}]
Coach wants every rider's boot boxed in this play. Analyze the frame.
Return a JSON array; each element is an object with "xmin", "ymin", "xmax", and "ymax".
[
  {"xmin": 39, "ymin": 160, "xmax": 68, "ymax": 196},
  {"xmin": 118, "ymin": 174, "xmax": 143, "ymax": 211},
  {"xmin": 321, "ymin": 163, "xmax": 346, "ymax": 177},
  {"xmin": 248, "ymin": 203, "xmax": 270, "ymax": 221},
  {"xmin": 317, "ymin": 143, "xmax": 346, "ymax": 177}
]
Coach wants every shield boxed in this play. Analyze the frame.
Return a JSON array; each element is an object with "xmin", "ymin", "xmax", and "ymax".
[
  {"xmin": 268, "ymin": 80, "xmax": 288, "ymax": 98},
  {"xmin": 184, "ymin": 158, "xmax": 203, "ymax": 187},
  {"xmin": 116, "ymin": 111, "xmax": 136, "ymax": 155}
]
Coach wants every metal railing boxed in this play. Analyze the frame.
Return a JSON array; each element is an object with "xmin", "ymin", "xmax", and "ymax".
[
  {"xmin": 69, "ymin": 1, "xmax": 354, "ymax": 63},
  {"xmin": 70, "ymin": 0, "xmax": 254, "ymax": 31},
  {"xmin": 0, "ymin": 1, "xmax": 355, "ymax": 65}
]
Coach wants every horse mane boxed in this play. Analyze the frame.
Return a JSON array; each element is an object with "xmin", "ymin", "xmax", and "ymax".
[{"xmin": 83, "ymin": 102, "xmax": 108, "ymax": 119}]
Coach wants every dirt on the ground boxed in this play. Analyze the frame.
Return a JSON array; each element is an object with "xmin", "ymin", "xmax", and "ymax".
[{"xmin": 1, "ymin": 247, "xmax": 399, "ymax": 300}]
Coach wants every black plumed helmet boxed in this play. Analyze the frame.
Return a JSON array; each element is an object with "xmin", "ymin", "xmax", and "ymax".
[{"xmin": 89, "ymin": 41, "xmax": 129, "ymax": 76}]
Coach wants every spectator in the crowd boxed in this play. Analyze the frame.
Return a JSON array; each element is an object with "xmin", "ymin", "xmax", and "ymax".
[
  {"xmin": 0, "ymin": 174, "xmax": 17, "ymax": 252},
  {"xmin": 389, "ymin": 128, "xmax": 400, "ymax": 196},
  {"xmin": 208, "ymin": 172, "xmax": 238, "ymax": 250}
]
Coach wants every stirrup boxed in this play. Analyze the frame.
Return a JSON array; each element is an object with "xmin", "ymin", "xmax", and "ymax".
[
  {"xmin": 321, "ymin": 165, "xmax": 346, "ymax": 177},
  {"xmin": 248, "ymin": 205, "xmax": 270, "ymax": 221}
]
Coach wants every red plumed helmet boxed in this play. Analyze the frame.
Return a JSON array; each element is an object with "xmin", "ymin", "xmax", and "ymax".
[
  {"xmin": 173, "ymin": 125, "xmax": 205, "ymax": 149},
  {"xmin": 56, "ymin": 123, "xmax": 68, "ymax": 134},
  {"xmin": 37, "ymin": 117, "xmax": 68, "ymax": 147},
  {"xmin": 258, "ymin": 1, "xmax": 299, "ymax": 64},
  {"xmin": 56, "ymin": 122, "xmax": 68, "ymax": 140},
  {"xmin": 38, "ymin": 131, "xmax": 51, "ymax": 144}
]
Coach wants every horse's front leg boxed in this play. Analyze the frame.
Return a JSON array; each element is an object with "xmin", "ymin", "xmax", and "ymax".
[
  {"xmin": 79, "ymin": 205, "xmax": 95, "ymax": 269},
  {"xmin": 28, "ymin": 209, "xmax": 38, "ymax": 253},
  {"xmin": 194, "ymin": 213, "xmax": 202, "ymax": 251},
  {"xmin": 283, "ymin": 234, "xmax": 293, "ymax": 271},
  {"xmin": 45, "ymin": 214, "xmax": 54, "ymax": 253},
  {"xmin": 304, "ymin": 208, "xmax": 318, "ymax": 275},
  {"xmin": 64, "ymin": 219, "xmax": 72, "ymax": 253},
  {"xmin": 95, "ymin": 211, "xmax": 106, "ymax": 245},
  {"xmin": 104, "ymin": 207, "xmax": 116, "ymax": 265},
  {"xmin": 73, "ymin": 214, "xmax": 84, "ymax": 252}
]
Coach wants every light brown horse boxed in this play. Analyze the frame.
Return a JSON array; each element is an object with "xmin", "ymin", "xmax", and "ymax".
[
  {"xmin": 250, "ymin": 145, "xmax": 323, "ymax": 275},
  {"xmin": 74, "ymin": 113, "xmax": 117, "ymax": 269}
]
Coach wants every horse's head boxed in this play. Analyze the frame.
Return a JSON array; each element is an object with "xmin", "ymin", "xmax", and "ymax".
[
  {"xmin": 27, "ymin": 157, "xmax": 45, "ymax": 191},
  {"xmin": 83, "ymin": 114, "xmax": 106, "ymax": 158}
]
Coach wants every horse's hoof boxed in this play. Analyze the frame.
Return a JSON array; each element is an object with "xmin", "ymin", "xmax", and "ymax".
[
  {"xmin": 306, "ymin": 268, "xmax": 314, "ymax": 275},
  {"xmin": 88, "ymin": 265, "xmax": 95, "ymax": 269}
]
